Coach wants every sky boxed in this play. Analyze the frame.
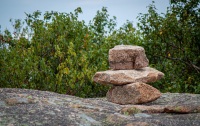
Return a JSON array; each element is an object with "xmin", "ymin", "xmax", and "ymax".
[{"xmin": 0, "ymin": 0, "xmax": 170, "ymax": 33}]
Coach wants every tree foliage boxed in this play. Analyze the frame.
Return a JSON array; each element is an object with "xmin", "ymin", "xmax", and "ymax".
[
  {"xmin": 0, "ymin": 1, "xmax": 200, "ymax": 97},
  {"xmin": 137, "ymin": 0, "xmax": 200, "ymax": 93},
  {"xmin": 0, "ymin": 7, "xmax": 140, "ymax": 97}
]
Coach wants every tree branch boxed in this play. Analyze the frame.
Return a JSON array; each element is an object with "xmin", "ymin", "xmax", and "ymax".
[{"xmin": 153, "ymin": 54, "xmax": 200, "ymax": 73}]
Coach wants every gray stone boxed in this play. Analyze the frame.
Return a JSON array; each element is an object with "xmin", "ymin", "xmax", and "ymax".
[
  {"xmin": 93, "ymin": 67, "xmax": 164, "ymax": 85},
  {"xmin": 106, "ymin": 82, "xmax": 161, "ymax": 105},
  {"xmin": 109, "ymin": 45, "xmax": 149, "ymax": 70},
  {"xmin": 121, "ymin": 93, "xmax": 200, "ymax": 114},
  {"xmin": 0, "ymin": 88, "xmax": 200, "ymax": 126}
]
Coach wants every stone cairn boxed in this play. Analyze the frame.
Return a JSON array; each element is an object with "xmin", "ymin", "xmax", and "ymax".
[{"xmin": 93, "ymin": 45, "xmax": 164, "ymax": 105}]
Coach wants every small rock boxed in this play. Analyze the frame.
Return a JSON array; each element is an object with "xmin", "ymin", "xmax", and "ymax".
[
  {"xmin": 109, "ymin": 45, "xmax": 149, "ymax": 70},
  {"xmin": 5, "ymin": 96, "xmax": 37, "ymax": 105},
  {"xmin": 121, "ymin": 105, "xmax": 165, "ymax": 114},
  {"xmin": 106, "ymin": 82, "xmax": 161, "ymax": 105},
  {"xmin": 134, "ymin": 113, "xmax": 152, "ymax": 118},
  {"xmin": 126, "ymin": 122, "xmax": 151, "ymax": 126},
  {"xmin": 93, "ymin": 67, "xmax": 164, "ymax": 85},
  {"xmin": 164, "ymin": 105, "xmax": 200, "ymax": 113}
]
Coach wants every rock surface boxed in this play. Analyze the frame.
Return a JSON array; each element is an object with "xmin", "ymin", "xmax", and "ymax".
[
  {"xmin": 93, "ymin": 67, "xmax": 164, "ymax": 85},
  {"xmin": 106, "ymin": 82, "xmax": 161, "ymax": 105},
  {"xmin": 121, "ymin": 93, "xmax": 200, "ymax": 114},
  {"xmin": 0, "ymin": 88, "xmax": 200, "ymax": 126},
  {"xmin": 109, "ymin": 45, "xmax": 149, "ymax": 70}
]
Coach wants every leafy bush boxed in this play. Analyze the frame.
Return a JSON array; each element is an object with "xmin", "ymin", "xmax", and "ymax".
[
  {"xmin": 1, "ymin": 1, "xmax": 200, "ymax": 97},
  {"xmin": 137, "ymin": 0, "xmax": 200, "ymax": 93},
  {"xmin": 0, "ymin": 7, "xmax": 141, "ymax": 97}
]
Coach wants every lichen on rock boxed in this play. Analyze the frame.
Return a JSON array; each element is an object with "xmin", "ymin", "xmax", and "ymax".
[{"xmin": 0, "ymin": 88, "xmax": 200, "ymax": 126}]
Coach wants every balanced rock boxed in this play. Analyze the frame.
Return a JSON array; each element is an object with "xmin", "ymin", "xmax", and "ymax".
[
  {"xmin": 93, "ymin": 67, "xmax": 164, "ymax": 85},
  {"xmin": 106, "ymin": 82, "xmax": 161, "ymax": 105},
  {"xmin": 109, "ymin": 45, "xmax": 149, "ymax": 70}
]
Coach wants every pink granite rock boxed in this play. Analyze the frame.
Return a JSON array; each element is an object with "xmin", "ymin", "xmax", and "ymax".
[
  {"xmin": 93, "ymin": 67, "xmax": 164, "ymax": 85},
  {"xmin": 109, "ymin": 45, "xmax": 149, "ymax": 70},
  {"xmin": 106, "ymin": 82, "xmax": 161, "ymax": 105}
]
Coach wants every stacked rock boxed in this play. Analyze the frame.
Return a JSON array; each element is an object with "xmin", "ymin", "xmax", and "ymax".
[{"xmin": 93, "ymin": 45, "xmax": 164, "ymax": 105}]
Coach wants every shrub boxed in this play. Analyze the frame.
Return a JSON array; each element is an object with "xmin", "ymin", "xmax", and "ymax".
[
  {"xmin": 137, "ymin": 0, "xmax": 200, "ymax": 93},
  {"xmin": 0, "ymin": 7, "xmax": 141, "ymax": 97}
]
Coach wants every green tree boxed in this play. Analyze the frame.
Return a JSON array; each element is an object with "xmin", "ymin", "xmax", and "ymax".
[
  {"xmin": 2, "ymin": 1, "xmax": 198, "ymax": 97},
  {"xmin": 137, "ymin": 0, "xmax": 200, "ymax": 93},
  {"xmin": 1, "ymin": 7, "xmax": 133, "ymax": 97}
]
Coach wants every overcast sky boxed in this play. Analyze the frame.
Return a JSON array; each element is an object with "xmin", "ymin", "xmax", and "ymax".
[{"xmin": 0, "ymin": 0, "xmax": 170, "ymax": 32}]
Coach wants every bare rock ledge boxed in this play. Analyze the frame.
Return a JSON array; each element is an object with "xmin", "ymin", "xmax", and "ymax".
[{"xmin": 0, "ymin": 88, "xmax": 200, "ymax": 126}]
